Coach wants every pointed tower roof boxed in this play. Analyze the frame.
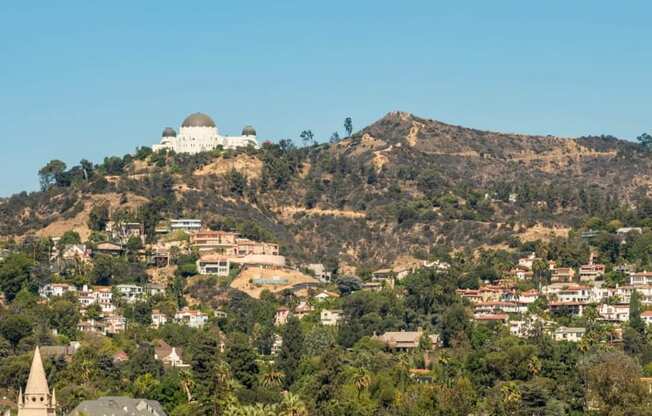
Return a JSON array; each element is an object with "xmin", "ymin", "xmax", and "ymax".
[{"xmin": 25, "ymin": 346, "xmax": 49, "ymax": 396}]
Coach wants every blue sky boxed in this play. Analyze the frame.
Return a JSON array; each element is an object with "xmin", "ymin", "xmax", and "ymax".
[{"xmin": 1, "ymin": 1, "xmax": 650, "ymax": 196}]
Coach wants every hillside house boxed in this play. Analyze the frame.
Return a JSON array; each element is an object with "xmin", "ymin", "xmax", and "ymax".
[
  {"xmin": 39, "ymin": 283, "xmax": 77, "ymax": 298},
  {"xmin": 551, "ymin": 267, "xmax": 576, "ymax": 283},
  {"xmin": 294, "ymin": 301, "xmax": 313, "ymax": 319},
  {"xmin": 457, "ymin": 289, "xmax": 482, "ymax": 303},
  {"xmin": 509, "ymin": 316, "xmax": 551, "ymax": 338},
  {"xmin": 473, "ymin": 313, "xmax": 509, "ymax": 323},
  {"xmin": 313, "ymin": 290, "xmax": 339, "ymax": 302},
  {"xmin": 104, "ymin": 313, "xmax": 126, "ymax": 334},
  {"xmin": 548, "ymin": 301, "xmax": 587, "ymax": 317},
  {"xmin": 52, "ymin": 244, "xmax": 92, "ymax": 263},
  {"xmin": 304, "ymin": 263, "xmax": 331, "ymax": 282},
  {"xmin": 155, "ymin": 340, "xmax": 189, "ymax": 368},
  {"xmin": 151, "ymin": 310, "xmax": 168, "ymax": 328},
  {"xmin": 78, "ymin": 319, "xmax": 105, "ymax": 334},
  {"xmin": 78, "ymin": 285, "xmax": 115, "ymax": 313},
  {"xmin": 105, "ymin": 221, "xmax": 145, "ymax": 244},
  {"xmin": 553, "ymin": 326, "xmax": 586, "ymax": 342},
  {"xmin": 170, "ymin": 219, "xmax": 202, "ymax": 233},
  {"xmin": 630, "ymin": 272, "xmax": 652, "ymax": 286},
  {"xmin": 175, "ymin": 308, "xmax": 208, "ymax": 328},
  {"xmin": 373, "ymin": 330, "xmax": 439, "ymax": 351},
  {"xmin": 616, "ymin": 285, "xmax": 652, "ymax": 304},
  {"xmin": 320, "ymin": 309, "xmax": 344, "ymax": 326},
  {"xmin": 115, "ymin": 284, "xmax": 144, "ymax": 303},
  {"xmin": 507, "ymin": 265, "xmax": 533, "ymax": 280},
  {"xmin": 580, "ymin": 262, "xmax": 606, "ymax": 282},
  {"xmin": 362, "ymin": 282, "xmax": 384, "ymax": 292},
  {"xmin": 518, "ymin": 289, "xmax": 541, "ymax": 304},
  {"xmin": 94, "ymin": 242, "xmax": 124, "ymax": 256},
  {"xmin": 518, "ymin": 253, "xmax": 541, "ymax": 270},
  {"xmin": 642, "ymin": 311, "xmax": 652, "ymax": 325},
  {"xmin": 197, "ymin": 254, "xmax": 230, "ymax": 276},
  {"xmin": 145, "ymin": 283, "xmax": 165, "ymax": 297},
  {"xmin": 474, "ymin": 301, "xmax": 526, "ymax": 315},
  {"xmin": 598, "ymin": 303, "xmax": 630, "ymax": 322}
]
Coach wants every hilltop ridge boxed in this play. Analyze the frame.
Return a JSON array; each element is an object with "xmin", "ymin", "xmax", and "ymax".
[{"xmin": 0, "ymin": 111, "xmax": 650, "ymax": 270}]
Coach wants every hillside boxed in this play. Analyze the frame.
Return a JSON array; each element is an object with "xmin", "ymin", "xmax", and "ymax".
[{"xmin": 1, "ymin": 111, "xmax": 650, "ymax": 271}]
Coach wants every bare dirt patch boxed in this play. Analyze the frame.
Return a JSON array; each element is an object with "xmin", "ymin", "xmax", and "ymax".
[
  {"xmin": 518, "ymin": 223, "xmax": 570, "ymax": 242},
  {"xmin": 230, "ymin": 266, "xmax": 318, "ymax": 299},
  {"xmin": 194, "ymin": 154, "xmax": 263, "ymax": 179},
  {"xmin": 34, "ymin": 193, "xmax": 149, "ymax": 241},
  {"xmin": 273, "ymin": 206, "xmax": 366, "ymax": 220}
]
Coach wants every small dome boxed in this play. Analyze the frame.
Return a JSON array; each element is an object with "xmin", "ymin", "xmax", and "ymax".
[
  {"xmin": 181, "ymin": 112, "xmax": 216, "ymax": 128},
  {"xmin": 242, "ymin": 125, "xmax": 256, "ymax": 136},
  {"xmin": 162, "ymin": 127, "xmax": 177, "ymax": 137}
]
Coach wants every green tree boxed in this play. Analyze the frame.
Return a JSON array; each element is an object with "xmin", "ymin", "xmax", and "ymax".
[
  {"xmin": 344, "ymin": 117, "xmax": 353, "ymax": 137},
  {"xmin": 278, "ymin": 316, "xmax": 304, "ymax": 388},
  {"xmin": 49, "ymin": 298, "xmax": 80, "ymax": 339},
  {"xmin": 38, "ymin": 159, "xmax": 67, "ymax": 190},
  {"xmin": 440, "ymin": 303, "xmax": 471, "ymax": 348},
  {"xmin": 0, "ymin": 253, "xmax": 35, "ymax": 301},
  {"xmin": 58, "ymin": 230, "xmax": 81, "ymax": 248},
  {"xmin": 88, "ymin": 203, "xmax": 110, "ymax": 231},
  {"xmin": 225, "ymin": 332, "xmax": 259, "ymax": 389},
  {"xmin": 583, "ymin": 351, "xmax": 652, "ymax": 415},
  {"xmin": 637, "ymin": 132, "xmax": 652, "ymax": 152},
  {"xmin": 299, "ymin": 130, "xmax": 315, "ymax": 147},
  {"xmin": 629, "ymin": 290, "xmax": 646, "ymax": 334},
  {"xmin": 227, "ymin": 169, "xmax": 247, "ymax": 196},
  {"xmin": 0, "ymin": 315, "xmax": 34, "ymax": 351}
]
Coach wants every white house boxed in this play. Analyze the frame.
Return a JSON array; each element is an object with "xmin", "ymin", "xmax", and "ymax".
[
  {"xmin": 553, "ymin": 326, "xmax": 586, "ymax": 342},
  {"xmin": 78, "ymin": 285, "xmax": 115, "ymax": 313},
  {"xmin": 152, "ymin": 112, "xmax": 259, "ymax": 154},
  {"xmin": 169, "ymin": 219, "xmax": 203, "ymax": 233},
  {"xmin": 313, "ymin": 291, "xmax": 339, "ymax": 302},
  {"xmin": 39, "ymin": 283, "xmax": 77, "ymax": 298},
  {"xmin": 196, "ymin": 254, "xmax": 230, "ymax": 276},
  {"xmin": 642, "ymin": 311, "xmax": 652, "ymax": 325},
  {"xmin": 175, "ymin": 307, "xmax": 208, "ymax": 328},
  {"xmin": 115, "ymin": 284, "xmax": 144, "ymax": 303},
  {"xmin": 320, "ymin": 309, "xmax": 344, "ymax": 326},
  {"xmin": 630, "ymin": 272, "xmax": 652, "ymax": 286},
  {"xmin": 598, "ymin": 303, "xmax": 630, "ymax": 322},
  {"xmin": 151, "ymin": 310, "xmax": 168, "ymax": 328}
]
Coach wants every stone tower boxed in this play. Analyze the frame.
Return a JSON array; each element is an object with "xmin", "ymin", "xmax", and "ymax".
[{"xmin": 17, "ymin": 346, "xmax": 56, "ymax": 416}]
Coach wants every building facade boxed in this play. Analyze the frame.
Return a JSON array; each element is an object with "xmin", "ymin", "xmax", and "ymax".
[{"xmin": 152, "ymin": 113, "xmax": 258, "ymax": 154}]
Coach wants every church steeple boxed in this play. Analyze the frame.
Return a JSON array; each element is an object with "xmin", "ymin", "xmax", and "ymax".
[
  {"xmin": 18, "ymin": 346, "xmax": 56, "ymax": 416},
  {"xmin": 25, "ymin": 346, "xmax": 49, "ymax": 396}
]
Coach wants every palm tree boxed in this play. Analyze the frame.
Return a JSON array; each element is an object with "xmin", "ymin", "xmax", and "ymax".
[
  {"xmin": 178, "ymin": 368, "xmax": 195, "ymax": 402},
  {"xmin": 527, "ymin": 356, "xmax": 541, "ymax": 376},
  {"xmin": 351, "ymin": 369, "xmax": 371, "ymax": 397},
  {"xmin": 280, "ymin": 392, "xmax": 308, "ymax": 416},
  {"xmin": 260, "ymin": 365, "xmax": 284, "ymax": 389}
]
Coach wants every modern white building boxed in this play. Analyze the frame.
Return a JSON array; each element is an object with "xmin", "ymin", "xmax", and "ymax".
[
  {"xmin": 152, "ymin": 113, "xmax": 258, "ymax": 154},
  {"xmin": 320, "ymin": 309, "xmax": 344, "ymax": 326},
  {"xmin": 553, "ymin": 326, "xmax": 586, "ymax": 342},
  {"xmin": 174, "ymin": 307, "xmax": 208, "ymax": 328},
  {"xmin": 169, "ymin": 219, "xmax": 202, "ymax": 233},
  {"xmin": 115, "ymin": 284, "xmax": 144, "ymax": 303},
  {"xmin": 39, "ymin": 283, "xmax": 77, "ymax": 298}
]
